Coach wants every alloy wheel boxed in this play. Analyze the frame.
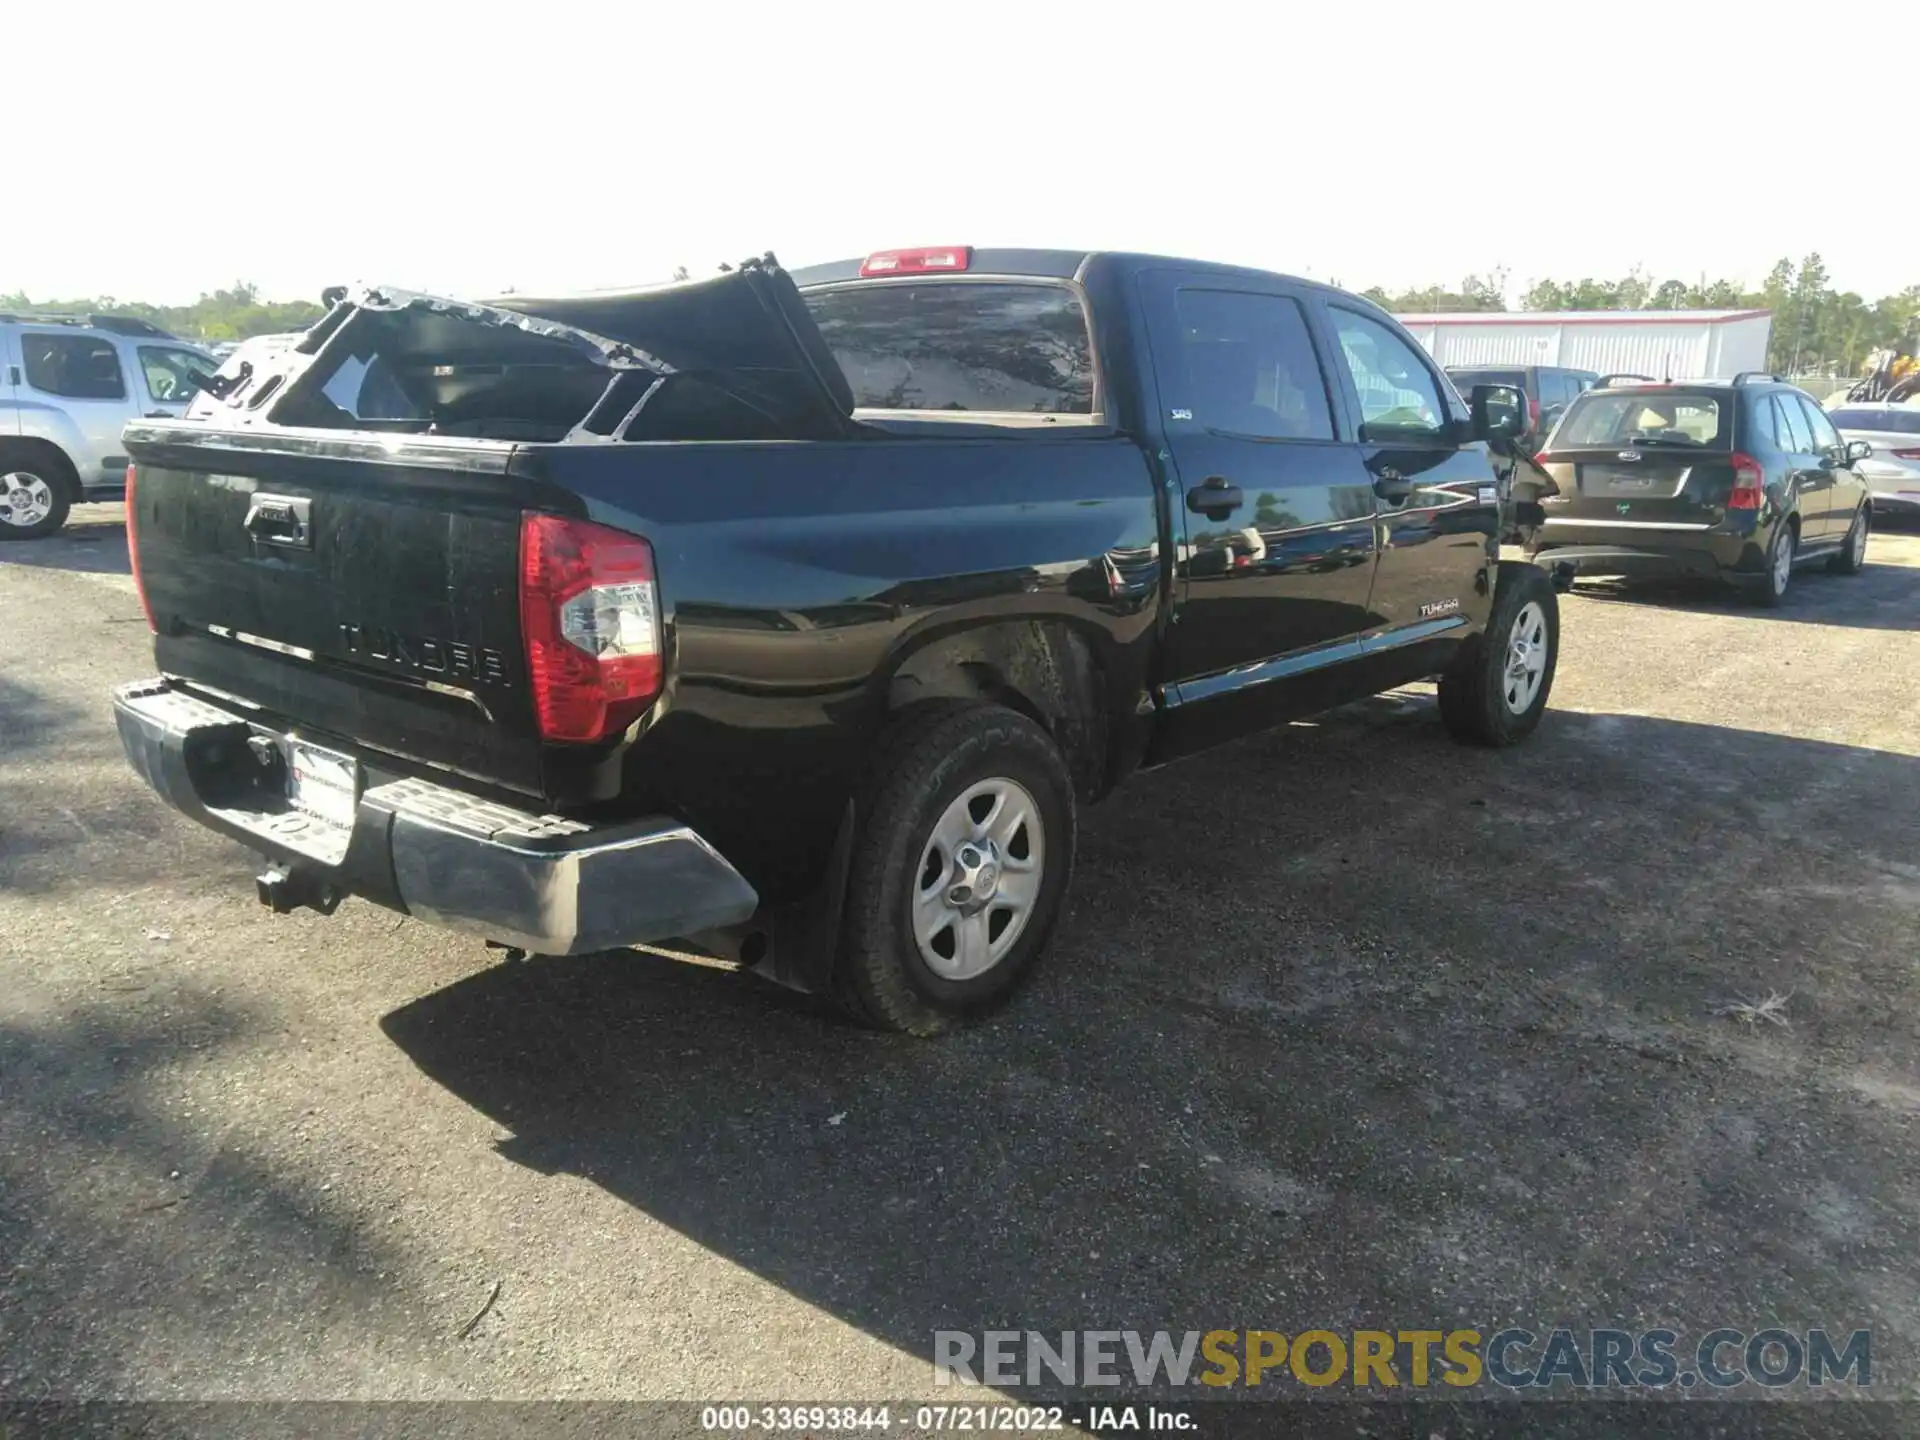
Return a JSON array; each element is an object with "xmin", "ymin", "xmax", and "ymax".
[{"xmin": 0, "ymin": 472, "xmax": 55, "ymax": 529}]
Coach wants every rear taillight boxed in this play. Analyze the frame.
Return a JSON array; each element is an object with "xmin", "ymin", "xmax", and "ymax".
[
  {"xmin": 1892, "ymin": 448, "xmax": 1920, "ymax": 460},
  {"xmin": 124, "ymin": 463, "xmax": 156, "ymax": 632},
  {"xmin": 1527, "ymin": 395, "xmax": 1541, "ymax": 430},
  {"xmin": 1728, "ymin": 452, "xmax": 1765, "ymax": 510},
  {"xmin": 519, "ymin": 513, "xmax": 662, "ymax": 743}
]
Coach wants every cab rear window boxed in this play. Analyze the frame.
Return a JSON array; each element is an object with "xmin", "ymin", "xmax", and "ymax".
[
  {"xmin": 1555, "ymin": 391, "xmax": 1728, "ymax": 449},
  {"xmin": 803, "ymin": 282, "xmax": 1095, "ymax": 415}
]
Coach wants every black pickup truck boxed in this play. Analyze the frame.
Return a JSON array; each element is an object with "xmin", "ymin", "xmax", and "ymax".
[{"xmin": 114, "ymin": 247, "xmax": 1559, "ymax": 1035}]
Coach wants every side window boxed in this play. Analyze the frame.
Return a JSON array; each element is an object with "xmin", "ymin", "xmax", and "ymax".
[
  {"xmin": 138, "ymin": 347, "xmax": 214, "ymax": 404},
  {"xmin": 1772, "ymin": 394, "xmax": 1812, "ymax": 454},
  {"xmin": 1797, "ymin": 395, "xmax": 1841, "ymax": 455},
  {"xmin": 1328, "ymin": 308, "xmax": 1447, "ymax": 438},
  {"xmin": 1174, "ymin": 289, "xmax": 1334, "ymax": 441},
  {"xmin": 20, "ymin": 333, "xmax": 127, "ymax": 400}
]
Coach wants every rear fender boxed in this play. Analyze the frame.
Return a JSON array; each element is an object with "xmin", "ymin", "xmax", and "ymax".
[{"xmin": 884, "ymin": 616, "xmax": 1129, "ymax": 804}]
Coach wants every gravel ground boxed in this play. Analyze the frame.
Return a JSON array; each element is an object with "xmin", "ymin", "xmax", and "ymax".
[{"xmin": 2, "ymin": 507, "xmax": 1918, "ymax": 1414}]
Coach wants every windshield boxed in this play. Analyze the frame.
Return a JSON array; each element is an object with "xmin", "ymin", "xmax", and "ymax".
[
  {"xmin": 1555, "ymin": 390, "xmax": 1728, "ymax": 449},
  {"xmin": 803, "ymin": 282, "xmax": 1095, "ymax": 415},
  {"xmin": 1829, "ymin": 407, "xmax": 1920, "ymax": 435}
]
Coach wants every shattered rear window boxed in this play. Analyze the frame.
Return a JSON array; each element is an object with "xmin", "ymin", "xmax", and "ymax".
[{"xmin": 273, "ymin": 305, "xmax": 618, "ymax": 442}]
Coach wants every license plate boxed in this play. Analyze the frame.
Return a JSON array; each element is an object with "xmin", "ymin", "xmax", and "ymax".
[
  {"xmin": 1585, "ymin": 466, "xmax": 1658, "ymax": 492},
  {"xmin": 287, "ymin": 739, "xmax": 360, "ymax": 830}
]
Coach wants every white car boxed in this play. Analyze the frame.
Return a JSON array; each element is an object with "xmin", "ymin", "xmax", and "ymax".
[{"xmin": 1825, "ymin": 402, "xmax": 1920, "ymax": 518}]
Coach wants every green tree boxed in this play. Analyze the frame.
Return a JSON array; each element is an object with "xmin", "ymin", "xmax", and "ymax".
[
  {"xmin": 1782, "ymin": 253, "xmax": 1830, "ymax": 372},
  {"xmin": 1367, "ymin": 258, "xmax": 1919, "ymax": 375},
  {"xmin": 1686, "ymin": 277, "xmax": 1745, "ymax": 307},
  {"xmin": 1364, "ymin": 271, "xmax": 1508, "ymax": 312},
  {"xmin": 0, "ymin": 282, "xmax": 324, "ymax": 341}
]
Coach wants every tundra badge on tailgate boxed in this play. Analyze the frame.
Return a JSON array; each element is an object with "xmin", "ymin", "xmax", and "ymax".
[{"xmin": 339, "ymin": 624, "xmax": 511, "ymax": 685}]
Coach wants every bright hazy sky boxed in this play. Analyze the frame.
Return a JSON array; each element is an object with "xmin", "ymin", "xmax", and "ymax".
[{"xmin": 14, "ymin": 1, "xmax": 1918, "ymax": 307}]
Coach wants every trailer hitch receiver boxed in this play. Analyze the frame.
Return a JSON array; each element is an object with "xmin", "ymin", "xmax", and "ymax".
[{"xmin": 256, "ymin": 863, "xmax": 344, "ymax": 916}]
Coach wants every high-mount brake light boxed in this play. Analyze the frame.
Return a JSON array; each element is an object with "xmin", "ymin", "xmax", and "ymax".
[
  {"xmin": 859, "ymin": 247, "xmax": 973, "ymax": 278},
  {"xmin": 519, "ymin": 513, "xmax": 663, "ymax": 743}
]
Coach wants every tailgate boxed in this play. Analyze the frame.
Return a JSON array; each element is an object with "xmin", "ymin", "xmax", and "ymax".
[
  {"xmin": 1539, "ymin": 444, "xmax": 1738, "ymax": 527},
  {"xmin": 125, "ymin": 424, "xmax": 554, "ymax": 796}
]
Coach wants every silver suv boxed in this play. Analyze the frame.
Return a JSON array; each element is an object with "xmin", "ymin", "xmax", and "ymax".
[{"xmin": 1, "ymin": 314, "xmax": 216, "ymax": 538}]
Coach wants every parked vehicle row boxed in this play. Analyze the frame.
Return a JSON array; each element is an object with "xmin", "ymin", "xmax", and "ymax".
[
  {"xmin": 108, "ymin": 248, "xmax": 1559, "ymax": 1036},
  {"xmin": 0, "ymin": 313, "xmax": 216, "ymax": 538},
  {"xmin": 1520, "ymin": 373, "xmax": 1875, "ymax": 606}
]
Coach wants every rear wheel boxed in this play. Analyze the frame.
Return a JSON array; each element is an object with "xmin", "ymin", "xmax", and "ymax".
[
  {"xmin": 836, "ymin": 701, "xmax": 1076, "ymax": 1036},
  {"xmin": 1829, "ymin": 504, "xmax": 1869, "ymax": 574},
  {"xmin": 0, "ymin": 448, "xmax": 74, "ymax": 540},
  {"xmin": 1439, "ymin": 561, "xmax": 1559, "ymax": 747},
  {"xmin": 1744, "ymin": 519, "xmax": 1795, "ymax": 607}
]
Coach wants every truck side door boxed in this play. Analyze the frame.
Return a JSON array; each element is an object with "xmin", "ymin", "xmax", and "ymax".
[
  {"xmin": 1320, "ymin": 303, "xmax": 1498, "ymax": 677},
  {"xmin": 1138, "ymin": 270, "xmax": 1380, "ymax": 758}
]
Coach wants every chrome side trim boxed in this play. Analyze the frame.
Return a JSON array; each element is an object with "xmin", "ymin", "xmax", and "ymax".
[
  {"xmin": 1542, "ymin": 518, "xmax": 1714, "ymax": 531},
  {"xmin": 1167, "ymin": 615, "xmax": 1468, "ymax": 707}
]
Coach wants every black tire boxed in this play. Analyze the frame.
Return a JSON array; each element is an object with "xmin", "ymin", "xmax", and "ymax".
[
  {"xmin": 1439, "ymin": 560, "xmax": 1559, "ymax": 748},
  {"xmin": 0, "ymin": 445, "xmax": 75, "ymax": 541},
  {"xmin": 836, "ymin": 700, "xmax": 1076, "ymax": 1036},
  {"xmin": 1743, "ymin": 519, "xmax": 1795, "ymax": 607},
  {"xmin": 1829, "ymin": 504, "xmax": 1869, "ymax": 575}
]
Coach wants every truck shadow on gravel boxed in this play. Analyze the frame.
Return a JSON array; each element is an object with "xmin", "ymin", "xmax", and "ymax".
[{"xmin": 382, "ymin": 702, "xmax": 1920, "ymax": 1401}]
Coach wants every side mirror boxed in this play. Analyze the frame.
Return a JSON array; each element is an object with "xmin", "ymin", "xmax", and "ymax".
[
  {"xmin": 1471, "ymin": 383, "xmax": 1527, "ymax": 442},
  {"xmin": 1845, "ymin": 439, "xmax": 1873, "ymax": 464}
]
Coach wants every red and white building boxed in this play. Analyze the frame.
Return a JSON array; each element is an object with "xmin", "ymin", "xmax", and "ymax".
[{"xmin": 1395, "ymin": 309, "xmax": 1773, "ymax": 381}]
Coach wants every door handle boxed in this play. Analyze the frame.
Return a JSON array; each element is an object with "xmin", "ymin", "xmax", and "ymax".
[
  {"xmin": 1370, "ymin": 465, "xmax": 1414, "ymax": 502},
  {"xmin": 244, "ymin": 492, "xmax": 313, "ymax": 550},
  {"xmin": 1186, "ymin": 476, "xmax": 1244, "ymax": 520}
]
